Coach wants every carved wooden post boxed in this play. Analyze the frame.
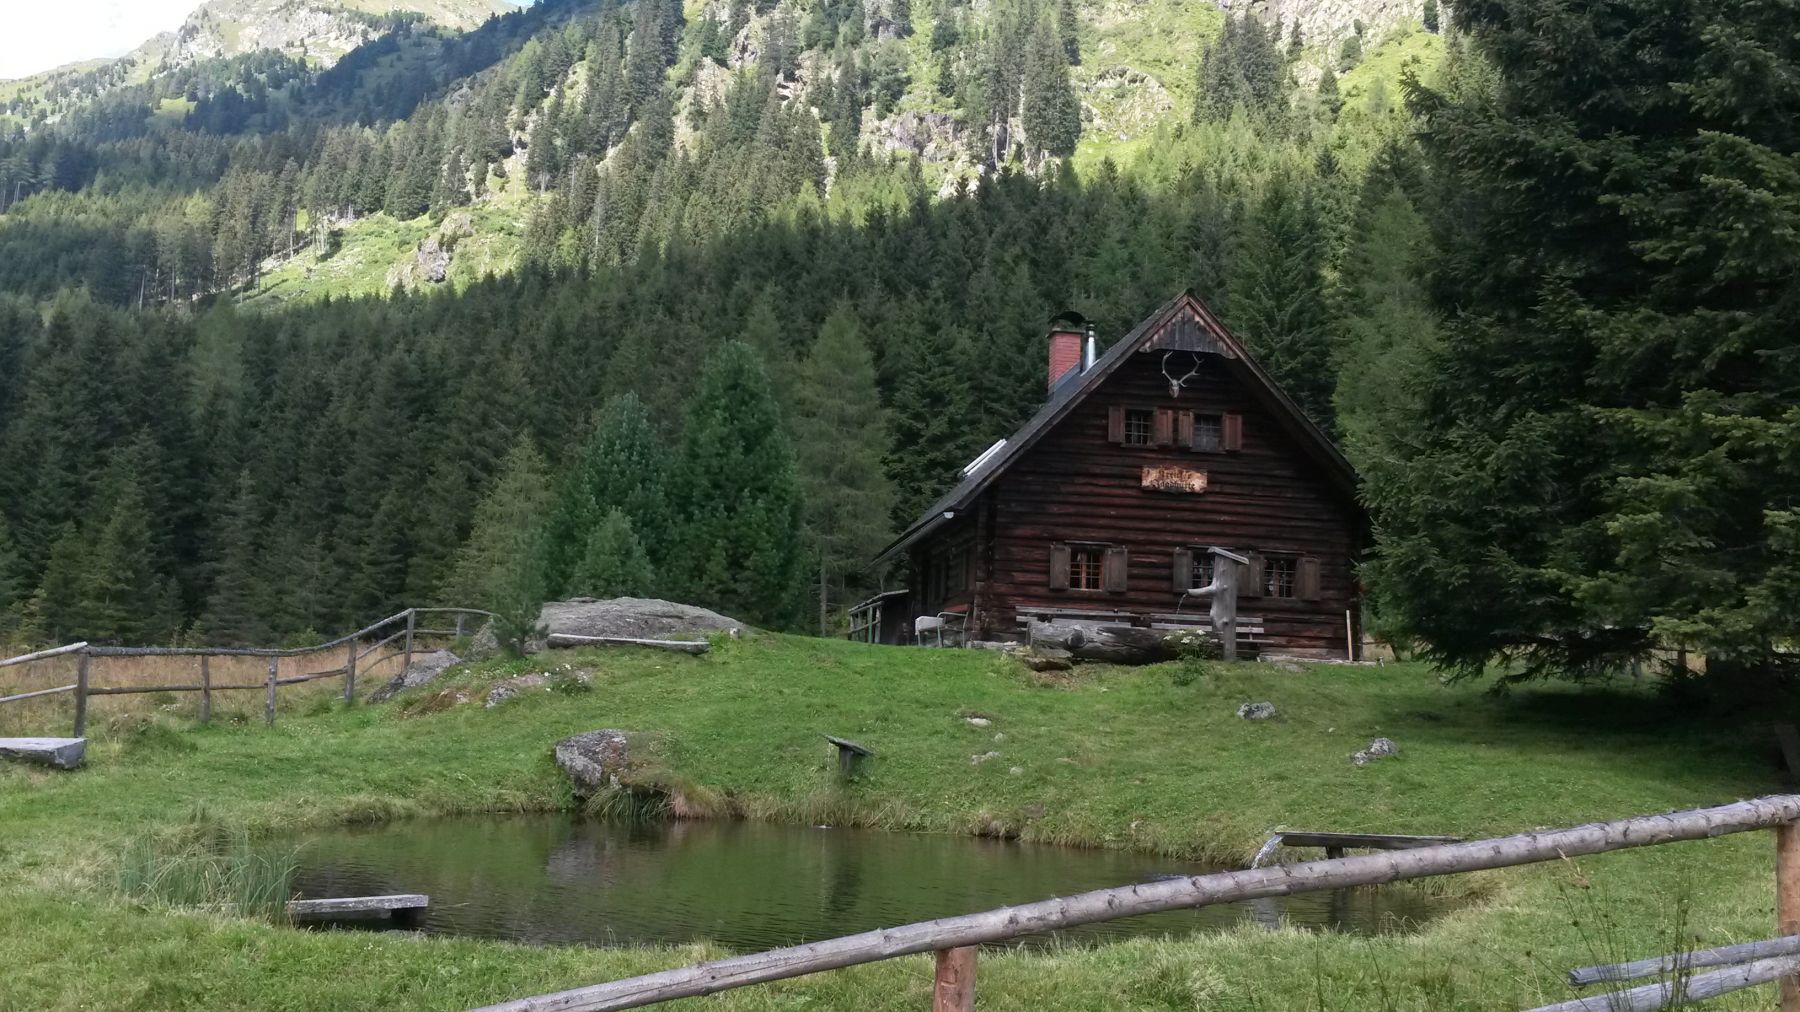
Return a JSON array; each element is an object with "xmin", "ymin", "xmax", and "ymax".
[
  {"xmin": 402, "ymin": 609, "xmax": 417, "ymax": 674},
  {"xmin": 1780, "ymin": 822, "xmax": 1800, "ymax": 1011},
  {"xmin": 932, "ymin": 946, "xmax": 977, "ymax": 1012},
  {"xmin": 265, "ymin": 657, "xmax": 278, "ymax": 727},
  {"xmin": 199, "ymin": 655, "xmax": 212, "ymax": 724},
  {"xmin": 344, "ymin": 637, "xmax": 357, "ymax": 703},
  {"xmin": 1207, "ymin": 548, "xmax": 1246, "ymax": 662},
  {"xmin": 73, "ymin": 650, "xmax": 90, "ymax": 738}
]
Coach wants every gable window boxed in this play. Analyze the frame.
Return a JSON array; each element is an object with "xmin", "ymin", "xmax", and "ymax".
[
  {"xmin": 1123, "ymin": 408, "xmax": 1154, "ymax": 446},
  {"xmin": 1263, "ymin": 556, "xmax": 1298, "ymax": 598},
  {"xmin": 1193, "ymin": 414, "xmax": 1223, "ymax": 452}
]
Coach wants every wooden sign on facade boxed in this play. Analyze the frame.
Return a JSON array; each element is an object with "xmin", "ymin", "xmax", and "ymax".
[{"xmin": 1140, "ymin": 465, "xmax": 1208, "ymax": 494}]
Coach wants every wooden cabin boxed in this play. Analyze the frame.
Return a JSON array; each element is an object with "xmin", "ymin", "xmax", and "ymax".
[{"xmin": 860, "ymin": 292, "xmax": 1367, "ymax": 658}]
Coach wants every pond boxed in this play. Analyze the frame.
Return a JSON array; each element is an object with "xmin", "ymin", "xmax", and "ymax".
[{"xmin": 292, "ymin": 816, "xmax": 1454, "ymax": 952}]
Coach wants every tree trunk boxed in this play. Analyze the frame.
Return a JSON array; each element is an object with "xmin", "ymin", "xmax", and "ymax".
[{"xmin": 1026, "ymin": 621, "xmax": 1184, "ymax": 664}]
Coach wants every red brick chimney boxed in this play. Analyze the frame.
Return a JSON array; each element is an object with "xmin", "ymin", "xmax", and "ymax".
[{"xmin": 1047, "ymin": 321, "xmax": 1084, "ymax": 392}]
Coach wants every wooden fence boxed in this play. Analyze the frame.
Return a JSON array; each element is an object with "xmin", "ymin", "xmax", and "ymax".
[
  {"xmin": 0, "ymin": 607, "xmax": 491, "ymax": 736},
  {"xmin": 473, "ymin": 795, "xmax": 1800, "ymax": 1012}
]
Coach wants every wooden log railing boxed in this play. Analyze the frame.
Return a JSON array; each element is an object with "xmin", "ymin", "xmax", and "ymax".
[
  {"xmin": 471, "ymin": 796, "xmax": 1800, "ymax": 1012},
  {"xmin": 0, "ymin": 607, "xmax": 493, "ymax": 737}
]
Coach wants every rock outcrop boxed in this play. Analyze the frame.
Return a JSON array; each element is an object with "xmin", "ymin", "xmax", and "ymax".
[
  {"xmin": 554, "ymin": 729, "xmax": 655, "ymax": 799},
  {"xmin": 538, "ymin": 598, "xmax": 744, "ymax": 643},
  {"xmin": 367, "ymin": 649, "xmax": 462, "ymax": 703}
]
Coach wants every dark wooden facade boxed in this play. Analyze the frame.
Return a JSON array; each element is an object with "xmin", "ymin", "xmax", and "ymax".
[{"xmin": 871, "ymin": 293, "xmax": 1366, "ymax": 658}]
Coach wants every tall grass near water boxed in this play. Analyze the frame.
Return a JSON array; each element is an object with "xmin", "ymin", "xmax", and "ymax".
[{"xmin": 117, "ymin": 825, "xmax": 298, "ymax": 921}]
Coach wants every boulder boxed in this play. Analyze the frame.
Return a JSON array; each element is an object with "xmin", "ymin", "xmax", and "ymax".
[
  {"xmin": 0, "ymin": 737, "xmax": 85, "ymax": 770},
  {"xmin": 538, "ymin": 598, "xmax": 744, "ymax": 644},
  {"xmin": 1021, "ymin": 647, "xmax": 1074, "ymax": 672},
  {"xmin": 367, "ymin": 650, "xmax": 462, "ymax": 703},
  {"xmin": 554, "ymin": 729, "xmax": 653, "ymax": 799},
  {"xmin": 1237, "ymin": 701, "xmax": 1277, "ymax": 720},
  {"xmin": 1352, "ymin": 737, "xmax": 1400, "ymax": 767},
  {"xmin": 485, "ymin": 673, "xmax": 550, "ymax": 708}
]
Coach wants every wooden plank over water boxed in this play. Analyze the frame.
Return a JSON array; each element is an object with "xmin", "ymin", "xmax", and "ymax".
[
  {"xmin": 287, "ymin": 894, "xmax": 429, "ymax": 917},
  {"xmin": 1275, "ymin": 831, "xmax": 1463, "ymax": 851},
  {"xmin": 0, "ymin": 737, "xmax": 85, "ymax": 770}
]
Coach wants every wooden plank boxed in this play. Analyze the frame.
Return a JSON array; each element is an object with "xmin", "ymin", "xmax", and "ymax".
[
  {"xmin": 824, "ymin": 735, "xmax": 873, "ymax": 756},
  {"xmin": 1277, "ymin": 831, "xmax": 1463, "ymax": 851},
  {"xmin": 1527, "ymin": 954, "xmax": 1800, "ymax": 1012},
  {"xmin": 288, "ymin": 894, "xmax": 429, "ymax": 917},
  {"xmin": 546, "ymin": 634, "xmax": 709, "ymax": 655},
  {"xmin": 1568, "ymin": 934, "xmax": 1800, "ymax": 986},
  {"xmin": 85, "ymin": 684, "xmax": 207, "ymax": 695},
  {"xmin": 1780, "ymin": 823, "xmax": 1800, "ymax": 1011},
  {"xmin": 466, "ymin": 795, "xmax": 1800, "ymax": 1012},
  {"xmin": 0, "ymin": 737, "xmax": 85, "ymax": 770},
  {"xmin": 932, "ymin": 947, "xmax": 977, "ymax": 1012}
]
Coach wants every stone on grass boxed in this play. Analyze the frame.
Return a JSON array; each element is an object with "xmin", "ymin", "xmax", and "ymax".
[
  {"xmin": 485, "ymin": 673, "xmax": 549, "ymax": 708},
  {"xmin": 1020, "ymin": 647, "xmax": 1074, "ymax": 672},
  {"xmin": 538, "ymin": 598, "xmax": 744, "ymax": 644},
  {"xmin": 368, "ymin": 650, "xmax": 462, "ymax": 703},
  {"xmin": 555, "ymin": 730, "xmax": 650, "ymax": 799},
  {"xmin": 970, "ymin": 750, "xmax": 1001, "ymax": 765},
  {"xmin": 1237, "ymin": 701, "xmax": 1277, "ymax": 720},
  {"xmin": 964, "ymin": 716, "xmax": 991, "ymax": 728},
  {"xmin": 0, "ymin": 737, "xmax": 85, "ymax": 770},
  {"xmin": 1351, "ymin": 737, "xmax": 1400, "ymax": 767}
]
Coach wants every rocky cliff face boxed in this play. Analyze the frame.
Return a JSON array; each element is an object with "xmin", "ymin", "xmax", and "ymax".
[
  {"xmin": 134, "ymin": 0, "xmax": 511, "ymax": 70},
  {"xmin": 1226, "ymin": 0, "xmax": 1427, "ymax": 49}
]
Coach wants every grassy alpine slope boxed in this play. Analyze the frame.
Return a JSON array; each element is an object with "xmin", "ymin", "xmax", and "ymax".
[{"xmin": 0, "ymin": 635, "xmax": 1786, "ymax": 1010}]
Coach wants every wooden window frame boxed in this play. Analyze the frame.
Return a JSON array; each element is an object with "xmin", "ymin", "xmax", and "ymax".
[
  {"xmin": 1122, "ymin": 408, "xmax": 1154, "ymax": 446},
  {"xmin": 1192, "ymin": 413, "xmax": 1224, "ymax": 452},
  {"xmin": 1069, "ymin": 543, "xmax": 1107, "ymax": 591},
  {"xmin": 1262, "ymin": 555, "xmax": 1299, "ymax": 599}
]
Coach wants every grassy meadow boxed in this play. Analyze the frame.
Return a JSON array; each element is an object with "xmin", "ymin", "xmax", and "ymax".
[{"xmin": 0, "ymin": 633, "xmax": 1790, "ymax": 1010}]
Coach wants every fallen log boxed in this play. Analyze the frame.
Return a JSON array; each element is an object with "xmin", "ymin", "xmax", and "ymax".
[
  {"xmin": 546, "ymin": 634, "xmax": 709, "ymax": 655},
  {"xmin": 1529, "ymin": 954, "xmax": 1800, "ymax": 1011},
  {"xmin": 468, "ymin": 794, "xmax": 1800, "ymax": 1012},
  {"xmin": 1568, "ymin": 934, "xmax": 1800, "ymax": 985},
  {"xmin": 288, "ymin": 894, "xmax": 429, "ymax": 918},
  {"xmin": 1023, "ymin": 621, "xmax": 1184, "ymax": 664}
]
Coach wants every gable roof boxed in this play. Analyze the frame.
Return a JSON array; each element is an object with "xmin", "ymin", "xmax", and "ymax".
[{"xmin": 874, "ymin": 291, "xmax": 1362, "ymax": 564}]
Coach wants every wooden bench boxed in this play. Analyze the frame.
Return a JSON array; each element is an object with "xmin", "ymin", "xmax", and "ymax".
[
  {"xmin": 0, "ymin": 737, "xmax": 85, "ymax": 770},
  {"xmin": 288, "ymin": 894, "xmax": 429, "ymax": 922},
  {"xmin": 824, "ymin": 735, "xmax": 873, "ymax": 776}
]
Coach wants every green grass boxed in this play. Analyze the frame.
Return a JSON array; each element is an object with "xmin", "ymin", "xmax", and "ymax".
[{"xmin": 0, "ymin": 634, "xmax": 1788, "ymax": 1009}]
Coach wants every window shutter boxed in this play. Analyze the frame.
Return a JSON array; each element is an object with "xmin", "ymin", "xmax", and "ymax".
[
  {"xmin": 1106, "ymin": 405, "xmax": 1125, "ymax": 444},
  {"xmin": 1171, "ymin": 547, "xmax": 1193, "ymax": 593},
  {"xmin": 1153, "ymin": 408, "xmax": 1174, "ymax": 447},
  {"xmin": 1103, "ymin": 546, "xmax": 1129, "ymax": 594},
  {"xmin": 1177, "ymin": 411, "xmax": 1195, "ymax": 450},
  {"xmin": 1049, "ymin": 542, "xmax": 1071, "ymax": 591},
  {"xmin": 1222, "ymin": 413, "xmax": 1244, "ymax": 452},
  {"xmin": 1242, "ymin": 552, "xmax": 1264, "ymax": 598},
  {"xmin": 1298, "ymin": 557, "xmax": 1322, "ymax": 601}
]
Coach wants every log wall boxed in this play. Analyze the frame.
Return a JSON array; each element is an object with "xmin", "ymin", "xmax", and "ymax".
[{"xmin": 913, "ymin": 352, "xmax": 1362, "ymax": 655}]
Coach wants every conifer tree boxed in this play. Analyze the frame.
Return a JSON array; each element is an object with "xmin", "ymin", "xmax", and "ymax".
[
  {"xmin": 198, "ymin": 471, "xmax": 268, "ymax": 646},
  {"xmin": 792, "ymin": 306, "xmax": 895, "ymax": 632},
  {"xmin": 568, "ymin": 508, "xmax": 656, "ymax": 598},
  {"xmin": 0, "ymin": 514, "xmax": 23, "ymax": 638},
  {"xmin": 1056, "ymin": 0, "xmax": 1080, "ymax": 65},
  {"xmin": 545, "ymin": 392, "xmax": 669, "ymax": 594},
  {"xmin": 1317, "ymin": 66, "xmax": 1341, "ymax": 120},
  {"xmin": 81, "ymin": 463, "xmax": 171, "ymax": 643},
  {"xmin": 826, "ymin": 51, "xmax": 863, "ymax": 159},
  {"xmin": 443, "ymin": 438, "xmax": 554, "ymax": 653},
  {"xmin": 1226, "ymin": 177, "xmax": 1334, "ymax": 426},
  {"xmin": 1021, "ymin": 15, "xmax": 1081, "ymax": 160},
  {"xmin": 32, "ymin": 525, "xmax": 88, "ymax": 643},
  {"xmin": 669, "ymin": 341, "xmax": 803, "ymax": 628},
  {"xmin": 1193, "ymin": 16, "xmax": 1286, "ymax": 127},
  {"xmin": 1422, "ymin": 0, "xmax": 1439, "ymax": 33}
]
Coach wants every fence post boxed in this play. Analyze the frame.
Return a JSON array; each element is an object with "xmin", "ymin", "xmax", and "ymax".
[
  {"xmin": 455, "ymin": 613, "xmax": 465, "ymax": 639},
  {"xmin": 932, "ymin": 946, "xmax": 977, "ymax": 1012},
  {"xmin": 402, "ymin": 609, "xmax": 417, "ymax": 673},
  {"xmin": 72, "ymin": 650, "xmax": 89, "ymax": 738},
  {"xmin": 344, "ymin": 637, "xmax": 357, "ymax": 704},
  {"xmin": 1780, "ymin": 822, "xmax": 1800, "ymax": 1012},
  {"xmin": 199, "ymin": 655, "xmax": 211, "ymax": 724},
  {"xmin": 265, "ymin": 657, "xmax": 278, "ymax": 727}
]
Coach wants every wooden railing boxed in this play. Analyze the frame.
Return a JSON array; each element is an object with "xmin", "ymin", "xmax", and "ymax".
[
  {"xmin": 473, "ymin": 795, "xmax": 1800, "ymax": 1012},
  {"xmin": 0, "ymin": 607, "xmax": 492, "ymax": 736}
]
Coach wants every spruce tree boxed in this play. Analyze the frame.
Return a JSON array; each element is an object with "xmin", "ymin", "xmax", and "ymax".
[
  {"xmin": 1374, "ymin": 0, "xmax": 1800, "ymax": 687},
  {"xmin": 82, "ymin": 464, "xmax": 170, "ymax": 644},
  {"xmin": 0, "ymin": 514, "xmax": 22, "ymax": 638},
  {"xmin": 669, "ymin": 341, "xmax": 803, "ymax": 628},
  {"xmin": 1226, "ymin": 177, "xmax": 1334, "ymax": 427},
  {"xmin": 545, "ymin": 392, "xmax": 669, "ymax": 594},
  {"xmin": 198, "ymin": 471, "xmax": 268, "ymax": 646},
  {"xmin": 792, "ymin": 306, "xmax": 895, "ymax": 632},
  {"xmin": 1422, "ymin": 0, "xmax": 1439, "ymax": 33},
  {"xmin": 442, "ymin": 438, "xmax": 554, "ymax": 653},
  {"xmin": 1021, "ymin": 15, "xmax": 1081, "ymax": 160},
  {"xmin": 1056, "ymin": 0, "xmax": 1080, "ymax": 65},
  {"xmin": 32, "ymin": 525, "xmax": 88, "ymax": 643},
  {"xmin": 1317, "ymin": 66, "xmax": 1341, "ymax": 120},
  {"xmin": 568, "ymin": 508, "xmax": 656, "ymax": 598}
]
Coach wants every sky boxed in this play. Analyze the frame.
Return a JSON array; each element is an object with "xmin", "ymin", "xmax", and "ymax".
[{"xmin": 0, "ymin": 0, "xmax": 205, "ymax": 80}]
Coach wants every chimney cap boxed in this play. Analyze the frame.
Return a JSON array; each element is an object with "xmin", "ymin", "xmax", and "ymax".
[{"xmin": 1048, "ymin": 310, "xmax": 1088, "ymax": 333}]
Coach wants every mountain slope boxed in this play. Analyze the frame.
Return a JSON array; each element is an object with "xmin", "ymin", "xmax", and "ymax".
[{"xmin": 132, "ymin": 0, "xmax": 518, "ymax": 70}]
